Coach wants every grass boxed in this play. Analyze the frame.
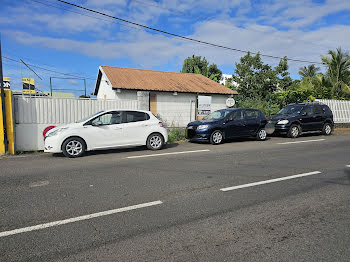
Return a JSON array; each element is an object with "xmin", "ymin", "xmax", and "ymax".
[{"xmin": 167, "ymin": 128, "xmax": 187, "ymax": 143}]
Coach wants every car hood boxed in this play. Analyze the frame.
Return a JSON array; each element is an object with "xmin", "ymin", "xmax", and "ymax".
[{"xmin": 188, "ymin": 119, "xmax": 220, "ymax": 126}]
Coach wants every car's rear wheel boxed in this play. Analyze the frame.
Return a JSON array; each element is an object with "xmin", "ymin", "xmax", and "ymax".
[
  {"xmin": 147, "ymin": 133, "xmax": 164, "ymax": 150},
  {"xmin": 210, "ymin": 130, "xmax": 223, "ymax": 145},
  {"xmin": 287, "ymin": 124, "xmax": 301, "ymax": 138},
  {"xmin": 322, "ymin": 123, "xmax": 332, "ymax": 135},
  {"xmin": 62, "ymin": 137, "xmax": 86, "ymax": 158},
  {"xmin": 256, "ymin": 129, "xmax": 267, "ymax": 141}
]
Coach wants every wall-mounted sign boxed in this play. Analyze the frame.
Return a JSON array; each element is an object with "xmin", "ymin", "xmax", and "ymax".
[
  {"xmin": 3, "ymin": 77, "xmax": 10, "ymax": 89},
  {"xmin": 22, "ymin": 78, "xmax": 35, "ymax": 94},
  {"xmin": 197, "ymin": 95, "xmax": 211, "ymax": 116},
  {"xmin": 226, "ymin": 97, "xmax": 235, "ymax": 107}
]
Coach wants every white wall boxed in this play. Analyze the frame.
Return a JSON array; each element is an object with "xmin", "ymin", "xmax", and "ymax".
[
  {"xmin": 97, "ymin": 72, "xmax": 137, "ymax": 101},
  {"xmin": 156, "ymin": 92, "xmax": 196, "ymax": 127},
  {"xmin": 156, "ymin": 93, "xmax": 230, "ymax": 127}
]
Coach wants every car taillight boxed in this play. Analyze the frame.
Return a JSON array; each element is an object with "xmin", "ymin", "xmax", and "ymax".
[
  {"xmin": 158, "ymin": 121, "xmax": 164, "ymax": 127},
  {"xmin": 265, "ymin": 118, "xmax": 269, "ymax": 121}
]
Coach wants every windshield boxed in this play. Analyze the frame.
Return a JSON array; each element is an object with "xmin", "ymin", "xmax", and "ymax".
[
  {"xmin": 277, "ymin": 105, "xmax": 304, "ymax": 115},
  {"xmin": 76, "ymin": 111, "xmax": 104, "ymax": 123},
  {"xmin": 203, "ymin": 110, "xmax": 231, "ymax": 120}
]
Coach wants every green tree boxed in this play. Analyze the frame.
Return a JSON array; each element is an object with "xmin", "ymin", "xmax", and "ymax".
[
  {"xmin": 232, "ymin": 52, "xmax": 278, "ymax": 99},
  {"xmin": 208, "ymin": 63, "xmax": 222, "ymax": 83},
  {"xmin": 321, "ymin": 47, "xmax": 350, "ymax": 98},
  {"xmin": 181, "ymin": 55, "xmax": 209, "ymax": 77},
  {"xmin": 275, "ymin": 56, "xmax": 293, "ymax": 91},
  {"xmin": 298, "ymin": 64, "xmax": 320, "ymax": 79}
]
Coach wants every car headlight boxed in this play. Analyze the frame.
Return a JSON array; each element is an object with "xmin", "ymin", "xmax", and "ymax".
[
  {"xmin": 277, "ymin": 120, "xmax": 289, "ymax": 125},
  {"xmin": 197, "ymin": 125, "xmax": 209, "ymax": 130},
  {"xmin": 46, "ymin": 127, "xmax": 68, "ymax": 137}
]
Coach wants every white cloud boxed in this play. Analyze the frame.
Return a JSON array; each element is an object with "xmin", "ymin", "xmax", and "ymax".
[
  {"xmin": 5, "ymin": 18, "xmax": 350, "ymax": 76},
  {"xmin": 2, "ymin": 0, "xmax": 350, "ymax": 79},
  {"xmin": 256, "ymin": 0, "xmax": 350, "ymax": 29}
]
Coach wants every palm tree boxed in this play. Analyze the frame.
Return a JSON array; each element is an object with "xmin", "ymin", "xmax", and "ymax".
[
  {"xmin": 298, "ymin": 64, "xmax": 320, "ymax": 79},
  {"xmin": 321, "ymin": 47, "xmax": 350, "ymax": 97}
]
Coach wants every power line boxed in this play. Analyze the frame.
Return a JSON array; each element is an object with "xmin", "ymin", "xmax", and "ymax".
[
  {"xmin": 129, "ymin": 0, "xmax": 335, "ymax": 51},
  {"xmin": 2, "ymin": 56, "xmax": 96, "ymax": 80},
  {"xmin": 56, "ymin": 0, "xmax": 326, "ymax": 65}
]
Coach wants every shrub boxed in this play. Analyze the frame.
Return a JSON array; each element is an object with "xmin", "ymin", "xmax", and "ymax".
[{"xmin": 168, "ymin": 128, "xmax": 186, "ymax": 143}]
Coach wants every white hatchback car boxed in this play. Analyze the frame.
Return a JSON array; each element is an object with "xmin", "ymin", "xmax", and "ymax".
[{"xmin": 44, "ymin": 110, "xmax": 168, "ymax": 158}]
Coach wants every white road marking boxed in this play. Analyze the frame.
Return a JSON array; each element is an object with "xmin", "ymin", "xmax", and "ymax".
[
  {"xmin": 346, "ymin": 165, "xmax": 350, "ymax": 168},
  {"xmin": 0, "ymin": 200, "xmax": 162, "ymax": 238},
  {"xmin": 29, "ymin": 180, "xmax": 50, "ymax": 188},
  {"xmin": 127, "ymin": 149, "xmax": 210, "ymax": 159},
  {"xmin": 277, "ymin": 139, "xmax": 325, "ymax": 145},
  {"xmin": 220, "ymin": 171, "xmax": 322, "ymax": 192}
]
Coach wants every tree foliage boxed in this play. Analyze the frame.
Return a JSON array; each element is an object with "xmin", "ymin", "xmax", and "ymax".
[
  {"xmin": 298, "ymin": 64, "xmax": 320, "ymax": 79},
  {"xmin": 181, "ymin": 55, "xmax": 222, "ymax": 83},
  {"xmin": 232, "ymin": 52, "xmax": 278, "ymax": 99},
  {"xmin": 181, "ymin": 55, "xmax": 209, "ymax": 77},
  {"xmin": 208, "ymin": 63, "xmax": 222, "ymax": 83},
  {"xmin": 321, "ymin": 47, "xmax": 350, "ymax": 98}
]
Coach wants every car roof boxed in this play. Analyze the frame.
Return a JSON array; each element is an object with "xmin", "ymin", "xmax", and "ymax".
[
  {"xmin": 217, "ymin": 108, "xmax": 261, "ymax": 111},
  {"xmin": 287, "ymin": 102, "xmax": 326, "ymax": 106},
  {"xmin": 103, "ymin": 109, "xmax": 151, "ymax": 114}
]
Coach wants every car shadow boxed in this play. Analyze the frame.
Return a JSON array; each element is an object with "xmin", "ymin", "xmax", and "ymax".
[
  {"xmin": 271, "ymin": 131, "xmax": 325, "ymax": 138},
  {"xmin": 52, "ymin": 143, "xmax": 180, "ymax": 158}
]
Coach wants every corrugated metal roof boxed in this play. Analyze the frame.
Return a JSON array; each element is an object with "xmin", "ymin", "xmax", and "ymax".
[{"xmin": 99, "ymin": 66, "xmax": 238, "ymax": 95}]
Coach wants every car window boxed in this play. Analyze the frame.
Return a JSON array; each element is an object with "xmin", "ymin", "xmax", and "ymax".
[
  {"xmin": 203, "ymin": 110, "xmax": 231, "ymax": 120},
  {"xmin": 228, "ymin": 110, "xmax": 243, "ymax": 121},
  {"xmin": 314, "ymin": 105, "xmax": 322, "ymax": 114},
  {"xmin": 277, "ymin": 105, "xmax": 304, "ymax": 115},
  {"xmin": 245, "ymin": 110, "xmax": 259, "ymax": 120},
  {"xmin": 124, "ymin": 111, "xmax": 150, "ymax": 123},
  {"xmin": 304, "ymin": 106, "xmax": 313, "ymax": 115},
  {"xmin": 92, "ymin": 112, "xmax": 121, "ymax": 125},
  {"xmin": 322, "ymin": 106, "xmax": 332, "ymax": 115}
]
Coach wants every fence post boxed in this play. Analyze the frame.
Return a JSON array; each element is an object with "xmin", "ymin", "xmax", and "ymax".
[{"xmin": 4, "ymin": 90, "xmax": 14, "ymax": 154}]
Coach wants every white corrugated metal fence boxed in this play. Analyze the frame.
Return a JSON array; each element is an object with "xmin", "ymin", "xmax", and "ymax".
[
  {"xmin": 316, "ymin": 99, "xmax": 350, "ymax": 123},
  {"xmin": 15, "ymin": 96, "xmax": 138, "ymax": 124}
]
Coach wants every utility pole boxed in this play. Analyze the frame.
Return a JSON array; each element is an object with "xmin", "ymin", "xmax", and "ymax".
[{"xmin": 0, "ymin": 34, "xmax": 8, "ymax": 152}]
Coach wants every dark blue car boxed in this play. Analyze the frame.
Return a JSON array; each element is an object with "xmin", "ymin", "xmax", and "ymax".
[
  {"xmin": 269, "ymin": 103, "xmax": 334, "ymax": 138},
  {"xmin": 186, "ymin": 108, "xmax": 268, "ymax": 145}
]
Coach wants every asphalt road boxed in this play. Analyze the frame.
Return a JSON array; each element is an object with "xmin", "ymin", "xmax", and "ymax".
[{"xmin": 1, "ymin": 132, "xmax": 350, "ymax": 262}]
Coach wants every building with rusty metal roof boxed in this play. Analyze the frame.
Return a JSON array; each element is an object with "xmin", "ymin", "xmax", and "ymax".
[{"xmin": 94, "ymin": 66, "xmax": 238, "ymax": 127}]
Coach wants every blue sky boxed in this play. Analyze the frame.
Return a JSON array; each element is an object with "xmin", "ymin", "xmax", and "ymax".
[{"xmin": 1, "ymin": 0, "xmax": 350, "ymax": 96}]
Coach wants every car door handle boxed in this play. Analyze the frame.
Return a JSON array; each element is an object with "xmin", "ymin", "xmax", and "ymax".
[{"xmin": 113, "ymin": 126, "xmax": 123, "ymax": 130}]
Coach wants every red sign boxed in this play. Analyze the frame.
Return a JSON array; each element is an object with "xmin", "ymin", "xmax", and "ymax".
[{"xmin": 43, "ymin": 126, "xmax": 56, "ymax": 138}]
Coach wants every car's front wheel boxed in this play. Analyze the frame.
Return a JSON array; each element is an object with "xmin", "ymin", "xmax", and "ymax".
[
  {"xmin": 147, "ymin": 133, "xmax": 164, "ymax": 150},
  {"xmin": 62, "ymin": 137, "xmax": 86, "ymax": 158},
  {"xmin": 322, "ymin": 123, "xmax": 333, "ymax": 135},
  {"xmin": 256, "ymin": 129, "xmax": 267, "ymax": 141},
  {"xmin": 210, "ymin": 130, "xmax": 223, "ymax": 145}
]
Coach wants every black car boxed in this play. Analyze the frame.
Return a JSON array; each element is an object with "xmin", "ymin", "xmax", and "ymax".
[
  {"xmin": 186, "ymin": 108, "xmax": 268, "ymax": 144},
  {"xmin": 269, "ymin": 102, "xmax": 334, "ymax": 138}
]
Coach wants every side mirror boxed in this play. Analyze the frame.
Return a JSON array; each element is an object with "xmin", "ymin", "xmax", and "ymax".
[
  {"xmin": 301, "ymin": 112, "xmax": 307, "ymax": 116},
  {"xmin": 92, "ymin": 120, "xmax": 103, "ymax": 126}
]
